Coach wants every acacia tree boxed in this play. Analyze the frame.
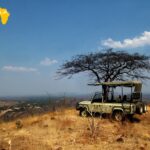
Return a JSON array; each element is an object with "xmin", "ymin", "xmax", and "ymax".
[{"xmin": 57, "ymin": 49, "xmax": 150, "ymax": 97}]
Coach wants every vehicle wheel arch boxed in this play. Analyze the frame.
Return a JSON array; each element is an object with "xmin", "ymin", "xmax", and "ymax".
[
  {"xmin": 112, "ymin": 107, "xmax": 124, "ymax": 113},
  {"xmin": 79, "ymin": 105, "xmax": 89, "ymax": 112}
]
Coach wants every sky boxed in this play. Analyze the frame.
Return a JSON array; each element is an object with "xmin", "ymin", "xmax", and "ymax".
[{"xmin": 0, "ymin": 0, "xmax": 150, "ymax": 96}]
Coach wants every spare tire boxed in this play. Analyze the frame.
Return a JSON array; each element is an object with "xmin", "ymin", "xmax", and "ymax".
[
  {"xmin": 143, "ymin": 105, "xmax": 147, "ymax": 113},
  {"xmin": 139, "ymin": 106, "xmax": 143, "ymax": 114}
]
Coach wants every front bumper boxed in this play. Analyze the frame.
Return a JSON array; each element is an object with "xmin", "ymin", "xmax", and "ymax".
[{"xmin": 76, "ymin": 102, "xmax": 80, "ymax": 110}]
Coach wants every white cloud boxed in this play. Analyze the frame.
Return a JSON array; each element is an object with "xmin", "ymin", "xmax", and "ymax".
[
  {"xmin": 40, "ymin": 58, "xmax": 58, "ymax": 66},
  {"xmin": 102, "ymin": 31, "xmax": 150, "ymax": 48},
  {"xmin": 2, "ymin": 66, "xmax": 38, "ymax": 73}
]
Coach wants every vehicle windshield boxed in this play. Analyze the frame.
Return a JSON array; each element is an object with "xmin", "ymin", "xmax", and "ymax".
[{"xmin": 92, "ymin": 92, "xmax": 102, "ymax": 103}]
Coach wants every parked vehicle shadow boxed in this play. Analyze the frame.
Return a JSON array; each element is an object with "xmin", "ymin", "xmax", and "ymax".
[
  {"xmin": 126, "ymin": 116, "xmax": 141, "ymax": 123},
  {"xmin": 87, "ymin": 112, "xmax": 141, "ymax": 123}
]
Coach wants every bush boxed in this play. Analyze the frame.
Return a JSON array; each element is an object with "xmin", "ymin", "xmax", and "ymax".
[{"xmin": 15, "ymin": 120, "xmax": 23, "ymax": 129}]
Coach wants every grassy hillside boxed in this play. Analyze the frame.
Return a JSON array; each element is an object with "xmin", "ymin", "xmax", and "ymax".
[{"xmin": 0, "ymin": 106, "xmax": 150, "ymax": 150}]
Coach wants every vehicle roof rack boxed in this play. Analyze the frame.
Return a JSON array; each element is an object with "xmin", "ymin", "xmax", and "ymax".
[{"xmin": 88, "ymin": 80, "xmax": 142, "ymax": 87}]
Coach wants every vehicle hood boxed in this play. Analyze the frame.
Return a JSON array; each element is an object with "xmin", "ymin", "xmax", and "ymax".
[{"xmin": 79, "ymin": 101, "xmax": 91, "ymax": 105}]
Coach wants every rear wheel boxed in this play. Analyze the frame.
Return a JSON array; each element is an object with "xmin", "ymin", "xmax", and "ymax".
[
  {"xmin": 113, "ymin": 111, "xmax": 124, "ymax": 121},
  {"xmin": 80, "ymin": 109, "xmax": 88, "ymax": 117}
]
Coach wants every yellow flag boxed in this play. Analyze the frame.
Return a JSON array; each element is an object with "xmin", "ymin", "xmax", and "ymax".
[{"xmin": 0, "ymin": 8, "xmax": 10, "ymax": 25}]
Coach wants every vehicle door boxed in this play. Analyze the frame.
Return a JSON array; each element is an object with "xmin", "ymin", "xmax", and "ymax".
[{"xmin": 90, "ymin": 92, "xmax": 103, "ymax": 113}]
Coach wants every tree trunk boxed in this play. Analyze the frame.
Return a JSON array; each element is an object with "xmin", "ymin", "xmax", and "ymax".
[{"xmin": 102, "ymin": 85, "xmax": 108, "ymax": 102}]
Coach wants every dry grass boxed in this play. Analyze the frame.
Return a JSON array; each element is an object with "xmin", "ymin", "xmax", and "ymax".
[{"xmin": 0, "ymin": 106, "xmax": 150, "ymax": 150}]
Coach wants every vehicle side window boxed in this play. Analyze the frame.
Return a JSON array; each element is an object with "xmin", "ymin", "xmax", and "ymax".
[{"xmin": 92, "ymin": 93, "xmax": 102, "ymax": 103}]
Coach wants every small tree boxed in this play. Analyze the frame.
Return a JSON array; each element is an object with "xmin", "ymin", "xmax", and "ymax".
[{"xmin": 57, "ymin": 49, "xmax": 150, "ymax": 97}]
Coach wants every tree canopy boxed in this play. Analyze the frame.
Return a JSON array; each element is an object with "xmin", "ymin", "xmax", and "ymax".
[{"xmin": 57, "ymin": 49, "xmax": 150, "ymax": 82}]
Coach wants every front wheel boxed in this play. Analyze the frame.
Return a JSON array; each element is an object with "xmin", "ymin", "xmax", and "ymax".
[
  {"xmin": 80, "ymin": 109, "xmax": 88, "ymax": 117},
  {"xmin": 113, "ymin": 111, "xmax": 124, "ymax": 121}
]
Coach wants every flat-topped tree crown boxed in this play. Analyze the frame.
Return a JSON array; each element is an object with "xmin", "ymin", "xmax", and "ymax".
[{"xmin": 57, "ymin": 49, "xmax": 150, "ymax": 82}]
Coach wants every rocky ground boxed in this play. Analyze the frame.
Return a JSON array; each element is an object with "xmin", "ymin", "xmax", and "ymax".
[
  {"xmin": 0, "ymin": 105, "xmax": 150, "ymax": 150},
  {"xmin": 0, "ymin": 99, "xmax": 76, "ymax": 121}
]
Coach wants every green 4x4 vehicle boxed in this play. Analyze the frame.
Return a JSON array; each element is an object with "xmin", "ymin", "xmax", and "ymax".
[{"xmin": 76, "ymin": 81, "xmax": 147, "ymax": 121}]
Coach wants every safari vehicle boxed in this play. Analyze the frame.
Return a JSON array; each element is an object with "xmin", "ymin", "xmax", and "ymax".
[{"xmin": 76, "ymin": 81, "xmax": 147, "ymax": 121}]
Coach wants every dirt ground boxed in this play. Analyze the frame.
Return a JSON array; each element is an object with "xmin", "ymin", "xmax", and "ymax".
[{"xmin": 0, "ymin": 106, "xmax": 150, "ymax": 150}]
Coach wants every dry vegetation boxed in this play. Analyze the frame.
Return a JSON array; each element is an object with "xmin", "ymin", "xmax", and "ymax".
[{"xmin": 0, "ymin": 106, "xmax": 150, "ymax": 150}]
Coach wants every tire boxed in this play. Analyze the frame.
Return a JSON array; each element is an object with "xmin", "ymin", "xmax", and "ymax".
[
  {"xmin": 80, "ymin": 109, "xmax": 88, "ymax": 117},
  {"xmin": 113, "ymin": 111, "xmax": 124, "ymax": 121},
  {"xmin": 143, "ymin": 105, "xmax": 147, "ymax": 113},
  {"xmin": 139, "ymin": 106, "xmax": 143, "ymax": 114}
]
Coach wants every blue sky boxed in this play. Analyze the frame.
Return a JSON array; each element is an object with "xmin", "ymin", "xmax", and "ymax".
[{"xmin": 0, "ymin": 0, "xmax": 150, "ymax": 96}]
